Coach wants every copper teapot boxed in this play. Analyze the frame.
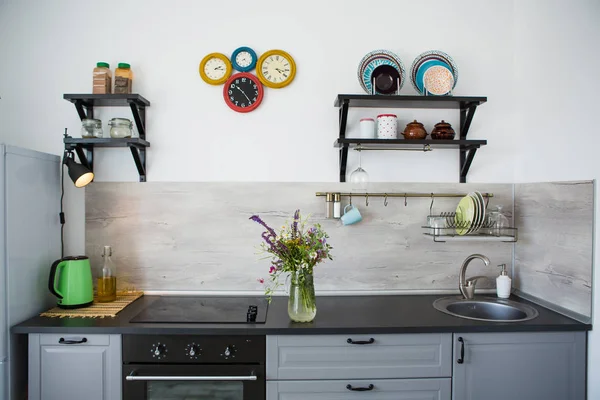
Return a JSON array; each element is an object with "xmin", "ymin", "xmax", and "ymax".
[
  {"xmin": 430, "ymin": 120, "xmax": 456, "ymax": 140},
  {"xmin": 402, "ymin": 120, "xmax": 427, "ymax": 140}
]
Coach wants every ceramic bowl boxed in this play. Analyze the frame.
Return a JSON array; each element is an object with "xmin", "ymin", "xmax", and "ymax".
[{"xmin": 423, "ymin": 65, "xmax": 455, "ymax": 95}]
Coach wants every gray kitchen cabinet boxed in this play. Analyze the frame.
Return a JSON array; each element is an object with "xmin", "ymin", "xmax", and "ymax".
[
  {"xmin": 267, "ymin": 378, "xmax": 451, "ymax": 399},
  {"xmin": 28, "ymin": 334, "xmax": 121, "ymax": 400},
  {"xmin": 267, "ymin": 333, "xmax": 452, "ymax": 380},
  {"xmin": 452, "ymin": 331, "xmax": 586, "ymax": 400}
]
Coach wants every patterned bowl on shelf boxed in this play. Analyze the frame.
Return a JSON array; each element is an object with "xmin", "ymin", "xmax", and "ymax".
[
  {"xmin": 357, "ymin": 50, "xmax": 406, "ymax": 95},
  {"xmin": 410, "ymin": 50, "xmax": 459, "ymax": 95}
]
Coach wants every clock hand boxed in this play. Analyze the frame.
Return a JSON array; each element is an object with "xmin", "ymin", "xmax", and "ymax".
[
  {"xmin": 214, "ymin": 66, "xmax": 223, "ymax": 70},
  {"xmin": 235, "ymin": 86, "xmax": 251, "ymax": 103},
  {"xmin": 275, "ymin": 68, "xmax": 284, "ymax": 74}
]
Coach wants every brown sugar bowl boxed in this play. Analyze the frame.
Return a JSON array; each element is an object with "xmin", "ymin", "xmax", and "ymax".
[
  {"xmin": 402, "ymin": 120, "xmax": 428, "ymax": 140},
  {"xmin": 430, "ymin": 120, "xmax": 456, "ymax": 140}
]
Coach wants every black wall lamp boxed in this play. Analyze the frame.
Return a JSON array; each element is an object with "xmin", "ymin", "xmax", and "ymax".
[{"xmin": 63, "ymin": 129, "xmax": 94, "ymax": 188}]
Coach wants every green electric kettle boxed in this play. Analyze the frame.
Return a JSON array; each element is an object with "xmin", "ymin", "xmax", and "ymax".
[{"xmin": 48, "ymin": 256, "xmax": 94, "ymax": 309}]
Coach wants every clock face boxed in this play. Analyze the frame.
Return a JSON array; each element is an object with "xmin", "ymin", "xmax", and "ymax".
[
  {"xmin": 204, "ymin": 57, "xmax": 228, "ymax": 81},
  {"xmin": 223, "ymin": 73, "xmax": 264, "ymax": 113},
  {"xmin": 231, "ymin": 46, "xmax": 257, "ymax": 72},
  {"xmin": 257, "ymin": 49, "xmax": 296, "ymax": 88},
  {"xmin": 236, "ymin": 52, "xmax": 252, "ymax": 68},
  {"xmin": 199, "ymin": 53, "xmax": 232, "ymax": 85}
]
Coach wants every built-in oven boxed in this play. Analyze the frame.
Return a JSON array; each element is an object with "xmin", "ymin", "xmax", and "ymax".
[{"xmin": 122, "ymin": 335, "xmax": 265, "ymax": 400}]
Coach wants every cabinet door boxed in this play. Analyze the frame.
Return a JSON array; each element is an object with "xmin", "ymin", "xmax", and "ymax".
[
  {"xmin": 452, "ymin": 332, "xmax": 586, "ymax": 400},
  {"xmin": 267, "ymin": 378, "xmax": 451, "ymax": 400},
  {"xmin": 28, "ymin": 334, "xmax": 121, "ymax": 400}
]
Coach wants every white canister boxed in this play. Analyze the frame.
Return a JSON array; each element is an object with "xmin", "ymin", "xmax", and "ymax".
[
  {"xmin": 359, "ymin": 118, "xmax": 375, "ymax": 139},
  {"xmin": 377, "ymin": 114, "xmax": 397, "ymax": 139}
]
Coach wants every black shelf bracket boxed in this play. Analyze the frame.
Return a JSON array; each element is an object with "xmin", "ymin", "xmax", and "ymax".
[
  {"xmin": 460, "ymin": 147, "xmax": 478, "ymax": 183},
  {"xmin": 129, "ymin": 145, "xmax": 147, "ymax": 182},
  {"xmin": 129, "ymin": 101, "xmax": 146, "ymax": 140}
]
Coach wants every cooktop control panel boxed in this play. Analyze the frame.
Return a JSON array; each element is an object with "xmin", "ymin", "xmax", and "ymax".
[{"xmin": 122, "ymin": 335, "xmax": 266, "ymax": 364}]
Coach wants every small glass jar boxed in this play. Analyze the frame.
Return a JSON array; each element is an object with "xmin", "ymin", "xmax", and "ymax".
[
  {"xmin": 109, "ymin": 118, "xmax": 133, "ymax": 138},
  {"xmin": 81, "ymin": 118, "xmax": 103, "ymax": 138}
]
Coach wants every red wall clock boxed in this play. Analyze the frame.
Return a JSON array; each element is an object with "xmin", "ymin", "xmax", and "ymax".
[{"xmin": 223, "ymin": 72, "xmax": 264, "ymax": 113}]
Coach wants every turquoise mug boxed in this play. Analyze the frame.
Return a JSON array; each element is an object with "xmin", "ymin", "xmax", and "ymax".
[{"xmin": 341, "ymin": 204, "xmax": 362, "ymax": 225}]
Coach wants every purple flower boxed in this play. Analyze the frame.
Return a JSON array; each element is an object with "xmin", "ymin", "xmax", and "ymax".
[
  {"xmin": 257, "ymin": 278, "xmax": 265, "ymax": 284},
  {"xmin": 269, "ymin": 266, "xmax": 277, "ymax": 274},
  {"xmin": 250, "ymin": 215, "xmax": 277, "ymax": 238}
]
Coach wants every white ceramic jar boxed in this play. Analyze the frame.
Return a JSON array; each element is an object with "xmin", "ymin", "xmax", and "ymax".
[
  {"xmin": 377, "ymin": 114, "xmax": 397, "ymax": 139},
  {"xmin": 359, "ymin": 118, "xmax": 375, "ymax": 139}
]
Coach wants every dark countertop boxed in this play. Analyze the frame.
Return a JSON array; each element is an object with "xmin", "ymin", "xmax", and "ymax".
[{"xmin": 11, "ymin": 294, "xmax": 591, "ymax": 335}]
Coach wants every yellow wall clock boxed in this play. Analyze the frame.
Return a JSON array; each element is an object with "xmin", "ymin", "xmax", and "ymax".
[
  {"xmin": 199, "ymin": 53, "xmax": 233, "ymax": 85},
  {"xmin": 256, "ymin": 49, "xmax": 296, "ymax": 89}
]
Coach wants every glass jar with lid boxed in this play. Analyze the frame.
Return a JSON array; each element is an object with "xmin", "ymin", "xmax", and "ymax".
[
  {"xmin": 109, "ymin": 118, "xmax": 133, "ymax": 138},
  {"xmin": 81, "ymin": 118, "xmax": 103, "ymax": 138}
]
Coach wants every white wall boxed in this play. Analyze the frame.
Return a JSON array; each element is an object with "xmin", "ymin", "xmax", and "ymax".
[
  {"xmin": 512, "ymin": 1, "xmax": 600, "ymax": 397},
  {"xmin": 0, "ymin": 0, "xmax": 598, "ymax": 394}
]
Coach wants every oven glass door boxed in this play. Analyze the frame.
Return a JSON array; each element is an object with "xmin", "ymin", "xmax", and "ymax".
[{"xmin": 123, "ymin": 364, "xmax": 264, "ymax": 400}]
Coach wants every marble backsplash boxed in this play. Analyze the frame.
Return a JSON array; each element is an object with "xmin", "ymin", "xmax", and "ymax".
[{"xmin": 85, "ymin": 182, "xmax": 515, "ymax": 293}]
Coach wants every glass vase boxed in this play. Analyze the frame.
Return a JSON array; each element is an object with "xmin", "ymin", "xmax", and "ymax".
[{"xmin": 288, "ymin": 271, "xmax": 317, "ymax": 322}]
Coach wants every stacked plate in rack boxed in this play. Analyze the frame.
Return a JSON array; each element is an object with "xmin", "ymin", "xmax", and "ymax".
[{"xmin": 454, "ymin": 191, "xmax": 486, "ymax": 236}]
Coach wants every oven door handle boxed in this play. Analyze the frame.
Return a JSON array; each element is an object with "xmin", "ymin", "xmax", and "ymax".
[{"xmin": 126, "ymin": 372, "xmax": 258, "ymax": 382}]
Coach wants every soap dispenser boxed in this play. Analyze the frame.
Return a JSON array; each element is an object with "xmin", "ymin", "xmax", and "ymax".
[{"xmin": 496, "ymin": 264, "xmax": 511, "ymax": 299}]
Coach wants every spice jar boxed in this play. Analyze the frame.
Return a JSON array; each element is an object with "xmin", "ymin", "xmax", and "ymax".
[
  {"xmin": 109, "ymin": 118, "xmax": 133, "ymax": 138},
  {"xmin": 92, "ymin": 62, "xmax": 112, "ymax": 94},
  {"xmin": 114, "ymin": 63, "xmax": 133, "ymax": 94},
  {"xmin": 81, "ymin": 118, "xmax": 103, "ymax": 138}
]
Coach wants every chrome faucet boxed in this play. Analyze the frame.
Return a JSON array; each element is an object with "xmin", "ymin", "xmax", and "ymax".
[{"xmin": 459, "ymin": 254, "xmax": 491, "ymax": 299}]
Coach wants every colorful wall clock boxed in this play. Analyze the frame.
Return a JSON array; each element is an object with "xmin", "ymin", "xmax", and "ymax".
[
  {"xmin": 256, "ymin": 49, "xmax": 296, "ymax": 89},
  {"xmin": 231, "ymin": 46, "xmax": 258, "ymax": 72},
  {"xmin": 223, "ymin": 72, "xmax": 264, "ymax": 113},
  {"xmin": 199, "ymin": 53, "xmax": 233, "ymax": 85}
]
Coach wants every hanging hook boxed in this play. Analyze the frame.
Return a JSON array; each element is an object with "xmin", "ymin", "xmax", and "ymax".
[
  {"xmin": 404, "ymin": 193, "xmax": 408, "ymax": 207},
  {"xmin": 384, "ymin": 193, "xmax": 388, "ymax": 207},
  {"xmin": 365, "ymin": 193, "xmax": 369, "ymax": 207},
  {"xmin": 430, "ymin": 193, "xmax": 435, "ymax": 216},
  {"xmin": 349, "ymin": 193, "xmax": 352, "ymax": 206},
  {"xmin": 485, "ymin": 194, "xmax": 490, "ymax": 208}
]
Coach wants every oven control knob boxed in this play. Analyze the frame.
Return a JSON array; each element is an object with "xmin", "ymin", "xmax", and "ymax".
[
  {"xmin": 221, "ymin": 345, "xmax": 237, "ymax": 359},
  {"xmin": 151, "ymin": 343, "xmax": 167, "ymax": 360},
  {"xmin": 186, "ymin": 344, "xmax": 202, "ymax": 359}
]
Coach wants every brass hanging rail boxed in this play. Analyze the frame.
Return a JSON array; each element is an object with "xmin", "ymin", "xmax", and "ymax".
[{"xmin": 315, "ymin": 192, "xmax": 494, "ymax": 198}]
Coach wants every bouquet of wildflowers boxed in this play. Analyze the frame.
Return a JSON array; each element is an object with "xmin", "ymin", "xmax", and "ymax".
[{"xmin": 250, "ymin": 209, "xmax": 333, "ymax": 300}]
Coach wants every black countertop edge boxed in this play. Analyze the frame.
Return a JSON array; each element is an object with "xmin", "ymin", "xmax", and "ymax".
[{"xmin": 11, "ymin": 294, "xmax": 592, "ymax": 335}]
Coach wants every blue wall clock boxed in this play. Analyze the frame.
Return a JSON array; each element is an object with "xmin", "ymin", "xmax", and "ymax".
[{"xmin": 231, "ymin": 47, "xmax": 258, "ymax": 72}]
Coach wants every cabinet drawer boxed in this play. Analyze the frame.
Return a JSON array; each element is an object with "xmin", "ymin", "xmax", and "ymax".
[
  {"xmin": 267, "ymin": 378, "xmax": 451, "ymax": 400},
  {"xmin": 267, "ymin": 334, "xmax": 452, "ymax": 380},
  {"xmin": 39, "ymin": 334, "xmax": 111, "ymax": 346}
]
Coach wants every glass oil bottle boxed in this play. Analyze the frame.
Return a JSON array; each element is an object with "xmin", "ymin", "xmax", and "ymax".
[{"xmin": 97, "ymin": 245, "xmax": 117, "ymax": 302}]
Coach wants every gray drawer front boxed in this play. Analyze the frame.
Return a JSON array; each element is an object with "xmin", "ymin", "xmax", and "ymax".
[
  {"xmin": 267, "ymin": 378, "xmax": 451, "ymax": 400},
  {"xmin": 39, "ymin": 334, "xmax": 111, "ymax": 346},
  {"xmin": 267, "ymin": 334, "xmax": 452, "ymax": 380}
]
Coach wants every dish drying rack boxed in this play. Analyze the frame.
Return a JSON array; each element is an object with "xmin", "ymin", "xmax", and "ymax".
[{"xmin": 423, "ymin": 211, "xmax": 518, "ymax": 243}]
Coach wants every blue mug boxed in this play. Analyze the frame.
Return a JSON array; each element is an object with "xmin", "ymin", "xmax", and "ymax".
[{"xmin": 341, "ymin": 204, "xmax": 362, "ymax": 225}]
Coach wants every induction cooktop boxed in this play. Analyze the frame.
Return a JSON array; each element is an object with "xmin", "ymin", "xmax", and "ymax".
[{"xmin": 130, "ymin": 296, "xmax": 268, "ymax": 324}]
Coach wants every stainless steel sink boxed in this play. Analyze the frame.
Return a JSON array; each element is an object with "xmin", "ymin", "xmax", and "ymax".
[{"xmin": 433, "ymin": 296, "xmax": 539, "ymax": 322}]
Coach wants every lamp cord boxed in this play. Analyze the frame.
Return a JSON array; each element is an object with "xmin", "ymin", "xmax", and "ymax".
[{"xmin": 59, "ymin": 153, "xmax": 66, "ymax": 258}]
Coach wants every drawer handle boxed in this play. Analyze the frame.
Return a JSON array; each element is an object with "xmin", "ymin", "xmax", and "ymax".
[
  {"xmin": 346, "ymin": 384, "xmax": 374, "ymax": 391},
  {"xmin": 59, "ymin": 337, "xmax": 88, "ymax": 345},
  {"xmin": 347, "ymin": 338, "xmax": 375, "ymax": 345},
  {"xmin": 457, "ymin": 337, "xmax": 464, "ymax": 364}
]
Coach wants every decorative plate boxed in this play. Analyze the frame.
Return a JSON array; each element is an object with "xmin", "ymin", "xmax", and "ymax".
[
  {"xmin": 423, "ymin": 65, "xmax": 455, "ymax": 95},
  {"xmin": 410, "ymin": 50, "xmax": 459, "ymax": 95},
  {"xmin": 357, "ymin": 50, "xmax": 405, "ymax": 94}
]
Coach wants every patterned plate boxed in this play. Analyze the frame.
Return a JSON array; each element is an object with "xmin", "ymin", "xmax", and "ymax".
[
  {"xmin": 423, "ymin": 66, "xmax": 455, "ymax": 95},
  {"xmin": 410, "ymin": 50, "xmax": 459, "ymax": 95},
  {"xmin": 357, "ymin": 50, "xmax": 405, "ymax": 95}
]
